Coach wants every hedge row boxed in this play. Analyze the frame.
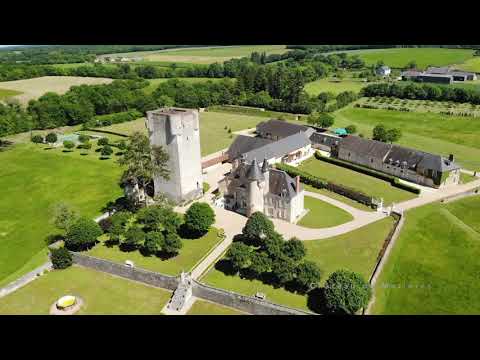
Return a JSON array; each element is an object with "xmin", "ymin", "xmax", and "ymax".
[
  {"xmin": 90, "ymin": 110, "xmax": 143, "ymax": 127},
  {"xmin": 314, "ymin": 152, "xmax": 421, "ymax": 194},
  {"xmin": 275, "ymin": 163, "xmax": 373, "ymax": 207}
]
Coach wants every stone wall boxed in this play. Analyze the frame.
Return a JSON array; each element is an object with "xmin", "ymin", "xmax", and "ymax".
[
  {"xmin": 70, "ymin": 252, "xmax": 179, "ymax": 291},
  {"xmin": 192, "ymin": 280, "xmax": 315, "ymax": 316}
]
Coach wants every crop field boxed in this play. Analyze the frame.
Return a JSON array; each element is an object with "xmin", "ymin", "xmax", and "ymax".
[
  {"xmin": 298, "ymin": 158, "xmax": 417, "ymax": 206},
  {"xmin": 372, "ymin": 196, "xmax": 480, "ymax": 314},
  {"xmin": 100, "ymin": 45, "xmax": 289, "ymax": 64},
  {"xmin": 202, "ymin": 217, "xmax": 395, "ymax": 313},
  {"xmin": 334, "ymin": 105, "xmax": 480, "ymax": 171},
  {"xmin": 0, "ymin": 266, "xmax": 171, "ymax": 315},
  {"xmin": 0, "ymin": 143, "xmax": 123, "ymax": 288},
  {"xmin": 356, "ymin": 96, "xmax": 480, "ymax": 117},
  {"xmin": 0, "ymin": 76, "xmax": 113, "ymax": 104},
  {"xmin": 96, "ymin": 111, "xmax": 268, "ymax": 156},
  {"xmin": 353, "ymin": 48, "xmax": 475, "ymax": 69}
]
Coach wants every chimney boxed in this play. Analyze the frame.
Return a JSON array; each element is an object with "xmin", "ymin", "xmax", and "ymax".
[
  {"xmin": 296, "ymin": 176, "xmax": 301, "ymax": 193},
  {"xmin": 449, "ymin": 154, "xmax": 454, "ymax": 162}
]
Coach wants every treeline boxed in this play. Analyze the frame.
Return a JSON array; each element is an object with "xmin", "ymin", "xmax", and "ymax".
[
  {"xmin": 0, "ymin": 45, "xmax": 201, "ymax": 65},
  {"xmin": 287, "ymin": 45, "xmax": 480, "ymax": 52},
  {"xmin": 362, "ymin": 82, "xmax": 480, "ymax": 104}
]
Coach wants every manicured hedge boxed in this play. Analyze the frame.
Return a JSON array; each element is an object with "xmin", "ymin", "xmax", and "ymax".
[
  {"xmin": 314, "ymin": 152, "xmax": 421, "ymax": 194},
  {"xmin": 91, "ymin": 110, "xmax": 143, "ymax": 127},
  {"xmin": 275, "ymin": 163, "xmax": 373, "ymax": 206}
]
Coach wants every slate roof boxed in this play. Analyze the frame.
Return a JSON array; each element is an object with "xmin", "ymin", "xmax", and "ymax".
[
  {"xmin": 256, "ymin": 119, "xmax": 309, "ymax": 139},
  {"xmin": 426, "ymin": 66, "xmax": 451, "ymax": 75},
  {"xmin": 268, "ymin": 168, "xmax": 299, "ymax": 198},
  {"xmin": 401, "ymin": 70, "xmax": 423, "ymax": 77},
  {"xmin": 246, "ymin": 158, "xmax": 264, "ymax": 181},
  {"xmin": 338, "ymin": 135, "xmax": 392, "ymax": 160},
  {"xmin": 243, "ymin": 132, "xmax": 311, "ymax": 163},
  {"xmin": 310, "ymin": 132, "xmax": 342, "ymax": 148},
  {"xmin": 226, "ymin": 135, "xmax": 273, "ymax": 161}
]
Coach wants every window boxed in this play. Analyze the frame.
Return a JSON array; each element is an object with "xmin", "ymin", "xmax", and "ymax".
[
  {"xmin": 370, "ymin": 158, "xmax": 374, "ymax": 163},
  {"xmin": 348, "ymin": 152, "xmax": 351, "ymax": 157}
]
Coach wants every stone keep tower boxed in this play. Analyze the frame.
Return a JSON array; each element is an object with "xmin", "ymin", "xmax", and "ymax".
[{"xmin": 146, "ymin": 108, "xmax": 203, "ymax": 204}]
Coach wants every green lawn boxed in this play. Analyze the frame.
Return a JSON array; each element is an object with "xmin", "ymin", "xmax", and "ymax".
[
  {"xmin": 460, "ymin": 172, "xmax": 477, "ymax": 184},
  {"xmin": 303, "ymin": 185, "xmax": 374, "ymax": 212},
  {"xmin": 456, "ymin": 57, "xmax": 480, "ymax": 73},
  {"xmin": 97, "ymin": 111, "xmax": 267, "ymax": 156},
  {"xmin": 304, "ymin": 78, "xmax": 368, "ymax": 96},
  {"xmin": 0, "ymin": 88, "xmax": 22, "ymax": 100},
  {"xmin": 87, "ymin": 228, "xmax": 223, "ymax": 276},
  {"xmin": 0, "ymin": 143, "xmax": 123, "ymax": 287},
  {"xmin": 355, "ymin": 48, "xmax": 475, "ymax": 69},
  {"xmin": 187, "ymin": 299, "xmax": 245, "ymax": 315},
  {"xmin": 298, "ymin": 195, "xmax": 353, "ymax": 228},
  {"xmin": 143, "ymin": 77, "xmax": 227, "ymax": 94},
  {"xmin": 298, "ymin": 158, "xmax": 416, "ymax": 206},
  {"xmin": 334, "ymin": 106, "xmax": 480, "ymax": 171},
  {"xmin": 304, "ymin": 217, "xmax": 395, "ymax": 285},
  {"xmin": 372, "ymin": 196, "xmax": 480, "ymax": 314},
  {"xmin": 0, "ymin": 266, "xmax": 171, "ymax": 315},
  {"xmin": 202, "ymin": 217, "xmax": 395, "ymax": 313}
]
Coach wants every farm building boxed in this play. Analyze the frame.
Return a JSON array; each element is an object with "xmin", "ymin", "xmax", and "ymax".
[
  {"xmin": 336, "ymin": 135, "xmax": 461, "ymax": 188},
  {"xmin": 402, "ymin": 67, "xmax": 477, "ymax": 83},
  {"xmin": 256, "ymin": 119, "xmax": 310, "ymax": 141},
  {"xmin": 309, "ymin": 132, "xmax": 342, "ymax": 154},
  {"xmin": 426, "ymin": 66, "xmax": 477, "ymax": 81}
]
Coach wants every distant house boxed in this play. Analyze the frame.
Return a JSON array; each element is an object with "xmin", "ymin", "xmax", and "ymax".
[
  {"xmin": 416, "ymin": 73, "xmax": 453, "ymax": 84},
  {"xmin": 376, "ymin": 65, "xmax": 391, "ymax": 77},
  {"xmin": 403, "ymin": 66, "xmax": 477, "ymax": 83},
  {"xmin": 336, "ymin": 135, "xmax": 461, "ymax": 188},
  {"xmin": 401, "ymin": 69, "xmax": 423, "ymax": 81}
]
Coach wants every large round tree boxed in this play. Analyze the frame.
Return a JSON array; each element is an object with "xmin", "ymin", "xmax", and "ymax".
[
  {"xmin": 324, "ymin": 270, "xmax": 372, "ymax": 314},
  {"xmin": 65, "ymin": 217, "xmax": 102, "ymax": 251},
  {"xmin": 242, "ymin": 211, "xmax": 274, "ymax": 245},
  {"xmin": 184, "ymin": 202, "xmax": 215, "ymax": 237}
]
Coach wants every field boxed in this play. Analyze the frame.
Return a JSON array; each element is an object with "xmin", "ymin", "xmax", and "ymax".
[
  {"xmin": 298, "ymin": 158, "xmax": 417, "ymax": 206},
  {"xmin": 96, "ymin": 111, "xmax": 268, "ymax": 156},
  {"xmin": 298, "ymin": 195, "xmax": 354, "ymax": 228},
  {"xmin": 304, "ymin": 77, "xmax": 368, "ymax": 96},
  {"xmin": 0, "ymin": 266, "xmax": 171, "ymax": 315},
  {"xmin": 352, "ymin": 48, "xmax": 475, "ymax": 69},
  {"xmin": 455, "ymin": 57, "xmax": 480, "ymax": 73},
  {"xmin": 143, "ymin": 77, "xmax": 226, "ymax": 94},
  {"xmin": 0, "ymin": 88, "xmax": 22, "ymax": 101},
  {"xmin": 87, "ymin": 228, "xmax": 223, "ymax": 276},
  {"xmin": 0, "ymin": 143, "xmax": 123, "ymax": 287},
  {"xmin": 372, "ymin": 196, "xmax": 480, "ymax": 314},
  {"xmin": 202, "ymin": 217, "xmax": 394, "ymax": 312},
  {"xmin": 334, "ymin": 105, "xmax": 480, "ymax": 171},
  {"xmin": 187, "ymin": 299, "xmax": 245, "ymax": 315},
  {"xmin": 0, "ymin": 76, "xmax": 113, "ymax": 104},
  {"xmin": 100, "ymin": 45, "xmax": 289, "ymax": 64}
]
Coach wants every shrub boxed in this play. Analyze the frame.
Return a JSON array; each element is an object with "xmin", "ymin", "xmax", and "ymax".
[
  {"xmin": 52, "ymin": 202, "xmax": 78, "ymax": 231},
  {"xmin": 82, "ymin": 142, "xmax": 92, "ymax": 151},
  {"xmin": 117, "ymin": 140, "xmax": 127, "ymax": 150},
  {"xmin": 92, "ymin": 110, "xmax": 143, "ymax": 127},
  {"xmin": 65, "ymin": 217, "xmax": 102, "ymax": 251},
  {"xmin": 324, "ymin": 270, "xmax": 372, "ymax": 314},
  {"xmin": 78, "ymin": 134, "xmax": 90, "ymax": 144},
  {"xmin": 45, "ymin": 132, "xmax": 58, "ymax": 145},
  {"xmin": 98, "ymin": 137, "xmax": 109, "ymax": 146},
  {"xmin": 98, "ymin": 217, "xmax": 113, "ymax": 233},
  {"xmin": 63, "ymin": 140, "xmax": 75, "ymax": 151},
  {"xmin": 50, "ymin": 247, "xmax": 73, "ymax": 269},
  {"xmin": 101, "ymin": 145, "xmax": 113, "ymax": 157},
  {"xmin": 31, "ymin": 134, "xmax": 44, "ymax": 144},
  {"xmin": 345, "ymin": 125, "xmax": 357, "ymax": 134},
  {"xmin": 202, "ymin": 182, "xmax": 210, "ymax": 193},
  {"xmin": 184, "ymin": 202, "xmax": 215, "ymax": 237}
]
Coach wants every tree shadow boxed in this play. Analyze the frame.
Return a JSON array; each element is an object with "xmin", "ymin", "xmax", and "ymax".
[
  {"xmin": 80, "ymin": 153, "xmax": 88, "ymax": 156},
  {"xmin": 119, "ymin": 243, "xmax": 137, "ymax": 252},
  {"xmin": 214, "ymin": 259, "xmax": 237, "ymax": 276},
  {"xmin": 177, "ymin": 224, "xmax": 204, "ymax": 240},
  {"xmin": 306, "ymin": 287, "xmax": 329, "ymax": 314},
  {"xmin": 45, "ymin": 233, "xmax": 64, "ymax": 246},
  {"xmin": 62, "ymin": 150, "xmax": 73, "ymax": 153},
  {"xmin": 156, "ymin": 251, "xmax": 178, "ymax": 261},
  {"xmin": 99, "ymin": 156, "xmax": 110, "ymax": 160},
  {"xmin": 95, "ymin": 148, "xmax": 102, "ymax": 153},
  {"xmin": 44, "ymin": 147, "xmax": 55, "ymax": 150},
  {"xmin": 115, "ymin": 151, "xmax": 124, "ymax": 156},
  {"xmin": 0, "ymin": 140, "xmax": 13, "ymax": 152}
]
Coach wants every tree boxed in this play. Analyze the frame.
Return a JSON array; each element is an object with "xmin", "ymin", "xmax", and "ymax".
[
  {"xmin": 45, "ymin": 132, "xmax": 57, "ymax": 146},
  {"xmin": 372, "ymin": 124, "xmax": 387, "ymax": 142},
  {"xmin": 136, "ymin": 205, "xmax": 182, "ymax": 233},
  {"xmin": 272, "ymin": 256, "xmax": 296, "ymax": 285},
  {"xmin": 345, "ymin": 125, "xmax": 357, "ymax": 134},
  {"xmin": 122, "ymin": 226, "xmax": 145, "ymax": 251},
  {"xmin": 82, "ymin": 142, "xmax": 92, "ymax": 151},
  {"xmin": 98, "ymin": 137, "xmax": 109, "ymax": 146},
  {"xmin": 163, "ymin": 230, "xmax": 183, "ymax": 256},
  {"xmin": 307, "ymin": 112, "xmax": 335, "ymax": 129},
  {"xmin": 249, "ymin": 251, "xmax": 272, "ymax": 276},
  {"xmin": 101, "ymin": 145, "xmax": 113, "ymax": 157},
  {"xmin": 63, "ymin": 140, "xmax": 75, "ymax": 151},
  {"xmin": 184, "ymin": 202, "xmax": 215, "ymax": 237},
  {"xmin": 65, "ymin": 217, "xmax": 102, "ymax": 251},
  {"xmin": 31, "ymin": 134, "xmax": 44, "ymax": 144},
  {"xmin": 144, "ymin": 231, "xmax": 164, "ymax": 255},
  {"xmin": 324, "ymin": 270, "xmax": 372, "ymax": 314},
  {"xmin": 242, "ymin": 211, "xmax": 275, "ymax": 244},
  {"xmin": 118, "ymin": 132, "xmax": 170, "ymax": 203},
  {"xmin": 50, "ymin": 247, "xmax": 73, "ymax": 269},
  {"xmin": 282, "ymin": 237, "xmax": 306, "ymax": 262},
  {"xmin": 78, "ymin": 134, "xmax": 90, "ymax": 144},
  {"xmin": 117, "ymin": 140, "xmax": 127, "ymax": 151},
  {"xmin": 406, "ymin": 60, "xmax": 417, "ymax": 70},
  {"xmin": 226, "ymin": 242, "xmax": 252, "ymax": 272},
  {"xmin": 385, "ymin": 128, "xmax": 402, "ymax": 143},
  {"xmin": 52, "ymin": 202, "xmax": 78, "ymax": 231},
  {"xmin": 107, "ymin": 211, "xmax": 131, "ymax": 243},
  {"xmin": 264, "ymin": 231, "xmax": 285, "ymax": 259},
  {"xmin": 295, "ymin": 261, "xmax": 321, "ymax": 292}
]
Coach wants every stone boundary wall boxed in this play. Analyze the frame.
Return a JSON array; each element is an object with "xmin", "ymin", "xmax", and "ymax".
[
  {"xmin": 364, "ymin": 211, "xmax": 405, "ymax": 314},
  {"xmin": 440, "ymin": 186, "xmax": 480, "ymax": 204},
  {"xmin": 70, "ymin": 252, "xmax": 179, "ymax": 291},
  {"xmin": 0, "ymin": 261, "xmax": 53, "ymax": 299},
  {"xmin": 192, "ymin": 280, "xmax": 315, "ymax": 316}
]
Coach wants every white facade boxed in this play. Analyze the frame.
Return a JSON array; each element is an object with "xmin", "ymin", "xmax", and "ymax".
[{"xmin": 146, "ymin": 108, "xmax": 203, "ymax": 204}]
